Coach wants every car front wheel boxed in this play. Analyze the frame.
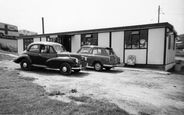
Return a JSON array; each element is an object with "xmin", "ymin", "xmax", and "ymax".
[
  {"xmin": 60, "ymin": 62, "xmax": 72, "ymax": 75},
  {"xmin": 94, "ymin": 62, "xmax": 103, "ymax": 71},
  {"xmin": 20, "ymin": 59, "xmax": 32, "ymax": 71}
]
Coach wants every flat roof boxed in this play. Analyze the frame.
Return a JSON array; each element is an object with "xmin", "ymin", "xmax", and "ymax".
[
  {"xmin": 16, "ymin": 22, "xmax": 176, "ymax": 39},
  {"xmin": 81, "ymin": 45, "xmax": 112, "ymax": 49},
  {"xmin": 29, "ymin": 42, "xmax": 62, "ymax": 46}
]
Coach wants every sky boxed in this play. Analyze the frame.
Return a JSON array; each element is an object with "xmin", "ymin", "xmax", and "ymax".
[{"xmin": 0, "ymin": 0, "xmax": 184, "ymax": 35}]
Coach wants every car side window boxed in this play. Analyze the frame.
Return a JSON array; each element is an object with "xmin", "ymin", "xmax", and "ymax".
[
  {"xmin": 101, "ymin": 49, "xmax": 109, "ymax": 56},
  {"xmin": 41, "ymin": 45, "xmax": 48, "ymax": 53},
  {"xmin": 105, "ymin": 48, "xmax": 115, "ymax": 55},
  {"xmin": 49, "ymin": 46, "xmax": 55, "ymax": 53},
  {"xmin": 92, "ymin": 48, "xmax": 102, "ymax": 55},
  {"xmin": 41, "ymin": 45, "xmax": 55, "ymax": 53},
  {"xmin": 28, "ymin": 44, "xmax": 39, "ymax": 53}
]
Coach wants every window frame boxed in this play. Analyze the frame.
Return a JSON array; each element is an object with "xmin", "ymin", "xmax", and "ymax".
[
  {"xmin": 23, "ymin": 38, "xmax": 33, "ymax": 50},
  {"xmin": 124, "ymin": 29, "xmax": 148, "ymax": 49},
  {"xmin": 81, "ymin": 33, "xmax": 98, "ymax": 46}
]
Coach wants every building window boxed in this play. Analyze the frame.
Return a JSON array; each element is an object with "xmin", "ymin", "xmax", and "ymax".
[
  {"xmin": 168, "ymin": 36, "xmax": 171, "ymax": 49},
  {"xmin": 167, "ymin": 31, "xmax": 175, "ymax": 50},
  {"xmin": 81, "ymin": 33, "xmax": 98, "ymax": 46},
  {"xmin": 125, "ymin": 29, "xmax": 148, "ymax": 49},
  {"xmin": 173, "ymin": 36, "xmax": 176, "ymax": 50},
  {"xmin": 23, "ymin": 38, "xmax": 33, "ymax": 50},
  {"xmin": 46, "ymin": 36, "xmax": 57, "ymax": 42}
]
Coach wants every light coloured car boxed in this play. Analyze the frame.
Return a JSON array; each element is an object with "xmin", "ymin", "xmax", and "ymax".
[{"xmin": 77, "ymin": 45, "xmax": 120, "ymax": 71}]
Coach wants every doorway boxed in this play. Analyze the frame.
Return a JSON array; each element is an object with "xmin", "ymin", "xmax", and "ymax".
[{"xmin": 58, "ymin": 35, "xmax": 72, "ymax": 52}]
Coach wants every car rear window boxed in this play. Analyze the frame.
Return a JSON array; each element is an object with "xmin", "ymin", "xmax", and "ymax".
[{"xmin": 105, "ymin": 48, "xmax": 115, "ymax": 55}]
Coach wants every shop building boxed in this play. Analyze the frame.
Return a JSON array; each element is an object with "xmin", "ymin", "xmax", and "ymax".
[
  {"xmin": 16, "ymin": 22, "xmax": 177, "ymax": 71},
  {"xmin": 0, "ymin": 22, "xmax": 19, "ymax": 51}
]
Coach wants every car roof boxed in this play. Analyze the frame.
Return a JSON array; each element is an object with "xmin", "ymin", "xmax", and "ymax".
[
  {"xmin": 30, "ymin": 42, "xmax": 62, "ymax": 46},
  {"xmin": 81, "ymin": 45, "xmax": 112, "ymax": 49}
]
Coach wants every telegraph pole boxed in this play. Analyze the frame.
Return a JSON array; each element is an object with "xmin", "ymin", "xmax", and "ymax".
[
  {"xmin": 42, "ymin": 17, "xmax": 45, "ymax": 34},
  {"xmin": 158, "ymin": 5, "xmax": 160, "ymax": 23}
]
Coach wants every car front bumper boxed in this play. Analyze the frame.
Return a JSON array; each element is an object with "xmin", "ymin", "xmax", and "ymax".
[
  {"xmin": 103, "ymin": 64, "xmax": 119, "ymax": 68},
  {"xmin": 72, "ymin": 62, "xmax": 86, "ymax": 70},
  {"xmin": 72, "ymin": 66, "xmax": 86, "ymax": 70}
]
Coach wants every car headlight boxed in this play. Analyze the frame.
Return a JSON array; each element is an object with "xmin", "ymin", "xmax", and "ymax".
[
  {"xmin": 85, "ymin": 57, "xmax": 87, "ymax": 61},
  {"xmin": 82, "ymin": 56, "xmax": 87, "ymax": 61},
  {"xmin": 75, "ymin": 58, "xmax": 79, "ymax": 63}
]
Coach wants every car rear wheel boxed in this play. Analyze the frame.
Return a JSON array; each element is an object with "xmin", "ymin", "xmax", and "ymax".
[
  {"xmin": 20, "ymin": 59, "xmax": 31, "ymax": 71},
  {"xmin": 60, "ymin": 62, "xmax": 72, "ymax": 75},
  {"xmin": 94, "ymin": 62, "xmax": 103, "ymax": 71}
]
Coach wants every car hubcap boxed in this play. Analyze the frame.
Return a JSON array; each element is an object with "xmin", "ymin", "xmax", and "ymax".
[
  {"xmin": 95, "ymin": 63, "xmax": 101, "ymax": 70},
  {"xmin": 62, "ymin": 66, "xmax": 67, "ymax": 72},
  {"xmin": 23, "ymin": 62, "xmax": 28, "ymax": 68}
]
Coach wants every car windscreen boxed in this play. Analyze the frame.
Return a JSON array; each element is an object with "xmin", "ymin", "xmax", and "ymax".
[
  {"xmin": 53, "ymin": 45, "xmax": 66, "ymax": 52},
  {"xmin": 77, "ymin": 47, "xmax": 92, "ymax": 54}
]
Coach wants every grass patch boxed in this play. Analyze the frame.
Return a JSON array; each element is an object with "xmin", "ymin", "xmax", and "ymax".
[
  {"xmin": 0, "ymin": 54, "xmax": 16, "ymax": 61},
  {"xmin": 0, "ymin": 43, "xmax": 17, "ymax": 52},
  {"xmin": 68, "ymin": 96, "xmax": 129, "ymax": 115},
  {"xmin": 0, "ymin": 67, "xmax": 129, "ymax": 115},
  {"xmin": 0, "ymin": 43, "xmax": 10, "ymax": 52}
]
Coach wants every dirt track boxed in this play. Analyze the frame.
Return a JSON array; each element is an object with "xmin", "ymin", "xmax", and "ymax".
[{"xmin": 0, "ymin": 53, "xmax": 184, "ymax": 115}]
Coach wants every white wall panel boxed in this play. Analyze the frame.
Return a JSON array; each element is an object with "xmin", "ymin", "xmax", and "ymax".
[
  {"xmin": 148, "ymin": 28, "xmax": 165, "ymax": 64},
  {"xmin": 165, "ymin": 34, "xmax": 176, "ymax": 64},
  {"xmin": 112, "ymin": 31, "xmax": 124, "ymax": 63},
  {"xmin": 41, "ymin": 37, "xmax": 46, "ymax": 42},
  {"xmin": 98, "ymin": 33, "xmax": 109, "ymax": 47},
  {"xmin": 71, "ymin": 35, "xmax": 81, "ymax": 53},
  {"xmin": 34, "ymin": 37, "xmax": 40, "ymax": 42},
  {"xmin": 125, "ymin": 50, "xmax": 147, "ymax": 64},
  {"xmin": 18, "ymin": 39, "xmax": 23, "ymax": 54}
]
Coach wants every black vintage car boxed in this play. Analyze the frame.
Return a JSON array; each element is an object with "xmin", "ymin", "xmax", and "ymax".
[
  {"xmin": 77, "ymin": 45, "xmax": 120, "ymax": 71},
  {"xmin": 14, "ymin": 42, "xmax": 87, "ymax": 75}
]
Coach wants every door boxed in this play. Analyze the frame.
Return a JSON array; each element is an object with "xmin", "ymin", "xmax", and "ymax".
[
  {"xmin": 39, "ymin": 45, "xmax": 57, "ymax": 65},
  {"xmin": 27, "ymin": 44, "xmax": 41, "ymax": 64},
  {"xmin": 58, "ymin": 35, "xmax": 72, "ymax": 52},
  {"xmin": 90, "ymin": 48, "xmax": 110, "ymax": 65}
]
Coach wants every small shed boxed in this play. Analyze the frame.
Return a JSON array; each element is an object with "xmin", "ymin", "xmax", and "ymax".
[{"xmin": 16, "ymin": 22, "xmax": 177, "ymax": 71}]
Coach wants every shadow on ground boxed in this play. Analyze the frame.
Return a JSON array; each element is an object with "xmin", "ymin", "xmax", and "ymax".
[
  {"xmin": 15, "ymin": 67, "xmax": 90, "ymax": 78},
  {"xmin": 85, "ymin": 68, "xmax": 124, "ymax": 74}
]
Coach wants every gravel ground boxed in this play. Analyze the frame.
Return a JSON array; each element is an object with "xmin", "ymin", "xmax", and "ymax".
[{"xmin": 0, "ymin": 52, "xmax": 184, "ymax": 115}]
